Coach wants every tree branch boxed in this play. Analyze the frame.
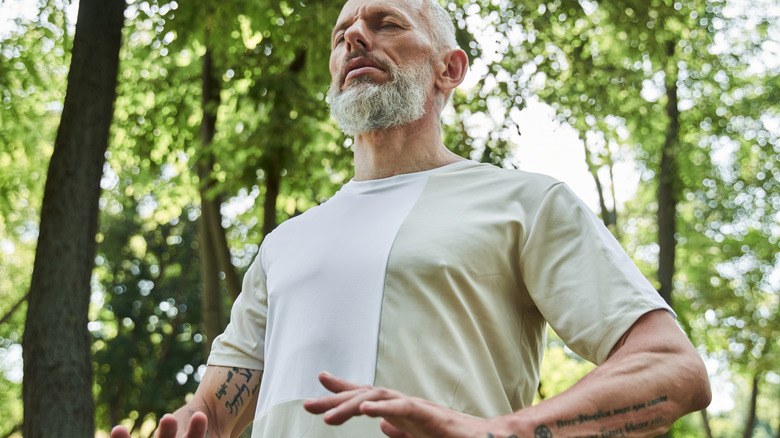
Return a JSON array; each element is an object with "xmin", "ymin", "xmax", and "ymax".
[{"xmin": 0, "ymin": 292, "xmax": 28, "ymax": 325}]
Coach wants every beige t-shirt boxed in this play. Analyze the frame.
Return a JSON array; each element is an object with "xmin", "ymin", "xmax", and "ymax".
[{"xmin": 208, "ymin": 161, "xmax": 671, "ymax": 437}]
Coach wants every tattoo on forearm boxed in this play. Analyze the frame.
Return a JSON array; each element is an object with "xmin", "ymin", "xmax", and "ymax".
[
  {"xmin": 214, "ymin": 368, "xmax": 260, "ymax": 416},
  {"xmin": 534, "ymin": 425, "xmax": 552, "ymax": 437},
  {"xmin": 486, "ymin": 434, "xmax": 519, "ymax": 438},
  {"xmin": 225, "ymin": 383, "xmax": 251, "ymax": 414},
  {"xmin": 216, "ymin": 383, "xmax": 228, "ymax": 400},
  {"xmin": 531, "ymin": 395, "xmax": 668, "ymax": 437}
]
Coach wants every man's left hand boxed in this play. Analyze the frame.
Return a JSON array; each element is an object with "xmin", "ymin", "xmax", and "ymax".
[{"xmin": 303, "ymin": 372, "xmax": 508, "ymax": 438}]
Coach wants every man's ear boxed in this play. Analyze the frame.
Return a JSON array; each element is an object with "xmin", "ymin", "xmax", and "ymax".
[{"xmin": 434, "ymin": 48, "xmax": 468, "ymax": 94}]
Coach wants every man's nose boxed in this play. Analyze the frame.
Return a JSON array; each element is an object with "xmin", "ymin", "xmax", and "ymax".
[{"xmin": 344, "ymin": 20, "xmax": 371, "ymax": 52}]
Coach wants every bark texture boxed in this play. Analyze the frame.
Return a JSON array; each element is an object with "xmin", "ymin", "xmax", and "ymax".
[
  {"xmin": 652, "ymin": 38, "xmax": 681, "ymax": 438},
  {"xmin": 199, "ymin": 46, "xmax": 227, "ymax": 355},
  {"xmin": 657, "ymin": 40, "xmax": 680, "ymax": 307},
  {"xmin": 742, "ymin": 374, "xmax": 759, "ymax": 438},
  {"xmin": 261, "ymin": 47, "xmax": 308, "ymax": 237},
  {"xmin": 21, "ymin": 0, "xmax": 125, "ymax": 436},
  {"xmin": 262, "ymin": 158, "xmax": 281, "ymax": 237}
]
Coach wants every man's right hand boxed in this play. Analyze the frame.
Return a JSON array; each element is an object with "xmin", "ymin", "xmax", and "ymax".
[
  {"xmin": 110, "ymin": 412, "xmax": 208, "ymax": 438},
  {"xmin": 108, "ymin": 366, "xmax": 261, "ymax": 438},
  {"xmin": 111, "ymin": 412, "xmax": 208, "ymax": 438}
]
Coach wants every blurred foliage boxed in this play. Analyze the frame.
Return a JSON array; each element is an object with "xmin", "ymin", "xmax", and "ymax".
[
  {"xmin": 0, "ymin": 0, "xmax": 777, "ymax": 436},
  {"xmin": 91, "ymin": 190, "xmax": 206, "ymax": 431},
  {"xmin": 0, "ymin": 2, "xmax": 72, "ymax": 435},
  {"xmin": 535, "ymin": 328, "xmax": 595, "ymax": 403}
]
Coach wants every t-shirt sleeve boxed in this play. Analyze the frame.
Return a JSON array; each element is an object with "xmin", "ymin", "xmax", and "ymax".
[
  {"xmin": 519, "ymin": 182, "xmax": 673, "ymax": 365},
  {"xmin": 207, "ymin": 247, "xmax": 268, "ymax": 370}
]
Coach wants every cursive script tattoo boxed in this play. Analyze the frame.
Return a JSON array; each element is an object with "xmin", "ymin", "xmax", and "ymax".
[
  {"xmin": 549, "ymin": 394, "xmax": 668, "ymax": 437},
  {"xmin": 213, "ymin": 367, "xmax": 262, "ymax": 417},
  {"xmin": 225, "ymin": 382, "xmax": 251, "ymax": 415}
]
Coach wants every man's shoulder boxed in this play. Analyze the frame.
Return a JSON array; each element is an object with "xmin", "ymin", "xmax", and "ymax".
[
  {"xmin": 436, "ymin": 161, "xmax": 564, "ymax": 199},
  {"xmin": 445, "ymin": 160, "xmax": 558, "ymax": 181}
]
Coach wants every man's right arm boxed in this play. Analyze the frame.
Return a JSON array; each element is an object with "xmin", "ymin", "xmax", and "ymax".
[{"xmin": 111, "ymin": 365, "xmax": 262, "ymax": 438}]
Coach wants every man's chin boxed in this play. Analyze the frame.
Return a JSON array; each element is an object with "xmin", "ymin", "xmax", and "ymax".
[{"xmin": 341, "ymin": 78, "xmax": 375, "ymax": 91}]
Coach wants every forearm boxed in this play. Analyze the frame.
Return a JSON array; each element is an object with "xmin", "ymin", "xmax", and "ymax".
[
  {"xmin": 495, "ymin": 311, "xmax": 711, "ymax": 437},
  {"xmin": 175, "ymin": 365, "xmax": 262, "ymax": 438},
  {"xmin": 501, "ymin": 353, "xmax": 700, "ymax": 436}
]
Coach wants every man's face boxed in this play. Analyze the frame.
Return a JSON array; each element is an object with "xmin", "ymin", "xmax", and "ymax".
[{"xmin": 327, "ymin": 0, "xmax": 436, "ymax": 135}]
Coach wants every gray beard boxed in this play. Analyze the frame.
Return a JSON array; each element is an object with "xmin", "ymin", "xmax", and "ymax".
[{"xmin": 327, "ymin": 60, "xmax": 431, "ymax": 136}]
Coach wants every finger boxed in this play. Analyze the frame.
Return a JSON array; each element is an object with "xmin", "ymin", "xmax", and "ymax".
[
  {"xmin": 318, "ymin": 371, "xmax": 368, "ymax": 393},
  {"xmin": 304, "ymin": 371, "xmax": 373, "ymax": 414},
  {"xmin": 379, "ymin": 419, "xmax": 412, "ymax": 438},
  {"xmin": 304, "ymin": 387, "xmax": 371, "ymax": 414},
  {"xmin": 323, "ymin": 387, "xmax": 401, "ymax": 425},
  {"xmin": 359, "ymin": 398, "xmax": 420, "ymax": 419},
  {"xmin": 184, "ymin": 412, "xmax": 208, "ymax": 438},
  {"xmin": 156, "ymin": 414, "xmax": 179, "ymax": 438},
  {"xmin": 371, "ymin": 400, "xmax": 484, "ymax": 438},
  {"xmin": 360, "ymin": 397, "xmax": 447, "ymax": 433},
  {"xmin": 110, "ymin": 426, "xmax": 131, "ymax": 438}
]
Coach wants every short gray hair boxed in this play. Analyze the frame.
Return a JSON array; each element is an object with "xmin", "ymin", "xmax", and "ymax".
[{"xmin": 424, "ymin": 0, "xmax": 459, "ymax": 51}]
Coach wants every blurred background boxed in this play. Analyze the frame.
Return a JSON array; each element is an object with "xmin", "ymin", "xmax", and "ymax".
[{"xmin": 0, "ymin": 0, "xmax": 777, "ymax": 436}]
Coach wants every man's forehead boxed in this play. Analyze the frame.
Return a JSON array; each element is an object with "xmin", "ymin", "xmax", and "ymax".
[{"xmin": 334, "ymin": 0, "xmax": 426, "ymax": 28}]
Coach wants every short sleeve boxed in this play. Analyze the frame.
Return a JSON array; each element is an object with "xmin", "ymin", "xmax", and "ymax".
[
  {"xmin": 207, "ymin": 247, "xmax": 268, "ymax": 370},
  {"xmin": 519, "ymin": 183, "xmax": 673, "ymax": 364}
]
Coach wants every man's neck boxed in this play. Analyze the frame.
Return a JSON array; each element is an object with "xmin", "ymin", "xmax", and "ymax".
[{"xmin": 351, "ymin": 116, "xmax": 464, "ymax": 181}]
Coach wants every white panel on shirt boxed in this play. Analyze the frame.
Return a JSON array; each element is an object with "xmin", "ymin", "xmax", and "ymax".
[{"xmin": 255, "ymin": 162, "xmax": 470, "ymax": 417}]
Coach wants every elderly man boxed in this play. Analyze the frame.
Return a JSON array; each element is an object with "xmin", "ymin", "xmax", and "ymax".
[{"xmin": 112, "ymin": 0, "xmax": 711, "ymax": 436}]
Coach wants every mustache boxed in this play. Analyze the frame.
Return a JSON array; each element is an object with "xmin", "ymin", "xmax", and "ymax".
[{"xmin": 338, "ymin": 50, "xmax": 393, "ymax": 82}]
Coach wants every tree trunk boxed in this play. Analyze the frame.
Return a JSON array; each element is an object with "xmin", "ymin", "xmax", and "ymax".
[
  {"xmin": 657, "ymin": 39, "xmax": 680, "ymax": 308},
  {"xmin": 742, "ymin": 374, "xmax": 759, "ymax": 438},
  {"xmin": 651, "ymin": 38, "xmax": 680, "ymax": 438},
  {"xmin": 776, "ymin": 400, "xmax": 780, "ymax": 438},
  {"xmin": 262, "ymin": 157, "xmax": 281, "ymax": 237},
  {"xmin": 198, "ymin": 195, "xmax": 225, "ymax": 354},
  {"xmin": 210, "ymin": 196, "xmax": 241, "ymax": 300},
  {"xmin": 606, "ymin": 161, "xmax": 619, "ymax": 238},
  {"xmin": 700, "ymin": 409, "xmax": 714, "ymax": 438},
  {"xmin": 260, "ymin": 48, "xmax": 307, "ymax": 238},
  {"xmin": 109, "ymin": 393, "xmax": 122, "ymax": 432},
  {"xmin": 21, "ymin": 0, "xmax": 125, "ymax": 436},
  {"xmin": 581, "ymin": 135, "xmax": 616, "ymax": 232},
  {"xmin": 198, "ymin": 45, "xmax": 226, "ymax": 355},
  {"xmin": 204, "ymin": 192, "xmax": 241, "ymax": 300}
]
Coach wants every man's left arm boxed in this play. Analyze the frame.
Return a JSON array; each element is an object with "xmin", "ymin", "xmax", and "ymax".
[{"xmin": 304, "ymin": 309, "xmax": 711, "ymax": 438}]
